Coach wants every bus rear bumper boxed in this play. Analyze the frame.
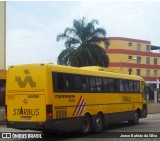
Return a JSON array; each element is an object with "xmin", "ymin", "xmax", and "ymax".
[
  {"xmin": 6, "ymin": 121, "xmax": 45, "ymax": 130},
  {"xmin": 6, "ymin": 117, "xmax": 83, "ymax": 132}
]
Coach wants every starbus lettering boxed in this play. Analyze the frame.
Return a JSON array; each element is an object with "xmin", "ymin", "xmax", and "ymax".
[
  {"xmin": 13, "ymin": 107, "xmax": 39, "ymax": 116},
  {"xmin": 55, "ymin": 95, "xmax": 75, "ymax": 99}
]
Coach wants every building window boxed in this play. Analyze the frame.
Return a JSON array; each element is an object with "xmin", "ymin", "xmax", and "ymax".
[
  {"xmin": 146, "ymin": 57, "xmax": 150, "ymax": 65},
  {"xmin": 137, "ymin": 44, "xmax": 141, "ymax": 51},
  {"xmin": 137, "ymin": 69, "xmax": 141, "ymax": 76},
  {"xmin": 137, "ymin": 56, "xmax": 141, "ymax": 64},
  {"xmin": 154, "ymin": 70, "xmax": 158, "ymax": 77},
  {"xmin": 128, "ymin": 68, "xmax": 132, "ymax": 75},
  {"xmin": 154, "ymin": 58, "xmax": 158, "ymax": 65},
  {"xmin": 128, "ymin": 42, "xmax": 132, "ymax": 46},
  {"xmin": 128, "ymin": 56, "xmax": 132, "ymax": 60},
  {"xmin": 146, "ymin": 45, "xmax": 150, "ymax": 52},
  {"xmin": 146, "ymin": 70, "xmax": 150, "ymax": 77}
]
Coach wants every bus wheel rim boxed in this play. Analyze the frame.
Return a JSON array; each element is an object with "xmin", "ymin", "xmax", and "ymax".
[
  {"xmin": 83, "ymin": 119, "xmax": 89, "ymax": 132},
  {"xmin": 96, "ymin": 117, "xmax": 102, "ymax": 130}
]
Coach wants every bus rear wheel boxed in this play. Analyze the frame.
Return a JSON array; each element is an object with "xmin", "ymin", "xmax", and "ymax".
[
  {"xmin": 82, "ymin": 115, "xmax": 92, "ymax": 133},
  {"xmin": 94, "ymin": 114, "xmax": 103, "ymax": 132}
]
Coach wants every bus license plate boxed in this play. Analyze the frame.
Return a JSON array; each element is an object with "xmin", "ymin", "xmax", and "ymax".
[{"xmin": 21, "ymin": 116, "xmax": 31, "ymax": 120}]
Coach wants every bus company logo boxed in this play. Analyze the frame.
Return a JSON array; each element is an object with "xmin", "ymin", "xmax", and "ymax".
[
  {"xmin": 23, "ymin": 99, "xmax": 28, "ymax": 104},
  {"xmin": 15, "ymin": 70, "xmax": 36, "ymax": 88},
  {"xmin": 73, "ymin": 96, "xmax": 86, "ymax": 116}
]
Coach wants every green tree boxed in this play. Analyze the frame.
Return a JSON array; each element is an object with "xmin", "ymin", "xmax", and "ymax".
[{"xmin": 56, "ymin": 17, "xmax": 109, "ymax": 67}]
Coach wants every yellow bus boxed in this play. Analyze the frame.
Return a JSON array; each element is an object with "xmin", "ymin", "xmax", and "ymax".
[{"xmin": 6, "ymin": 63, "xmax": 147, "ymax": 133}]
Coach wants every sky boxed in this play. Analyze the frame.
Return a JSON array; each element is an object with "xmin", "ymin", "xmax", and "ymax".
[{"xmin": 6, "ymin": 1, "xmax": 160, "ymax": 67}]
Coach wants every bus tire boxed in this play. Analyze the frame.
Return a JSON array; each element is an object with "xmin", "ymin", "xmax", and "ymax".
[
  {"xmin": 94, "ymin": 114, "xmax": 103, "ymax": 132},
  {"xmin": 82, "ymin": 115, "xmax": 92, "ymax": 133},
  {"xmin": 128, "ymin": 111, "xmax": 139, "ymax": 125}
]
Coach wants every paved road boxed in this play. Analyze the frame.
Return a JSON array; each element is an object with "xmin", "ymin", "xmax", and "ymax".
[{"xmin": 0, "ymin": 113, "xmax": 160, "ymax": 141}]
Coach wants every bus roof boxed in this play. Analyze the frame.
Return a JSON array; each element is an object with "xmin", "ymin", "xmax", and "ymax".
[
  {"xmin": 46, "ymin": 64, "xmax": 143, "ymax": 81},
  {"xmin": 9, "ymin": 63, "xmax": 144, "ymax": 81}
]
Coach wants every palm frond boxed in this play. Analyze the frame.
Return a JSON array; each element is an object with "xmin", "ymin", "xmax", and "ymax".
[
  {"xmin": 57, "ymin": 48, "xmax": 75, "ymax": 65},
  {"xmin": 56, "ymin": 17, "xmax": 109, "ymax": 67},
  {"xmin": 65, "ymin": 38, "xmax": 80, "ymax": 48},
  {"xmin": 94, "ymin": 28, "xmax": 106, "ymax": 37},
  {"xmin": 56, "ymin": 33, "xmax": 66, "ymax": 41}
]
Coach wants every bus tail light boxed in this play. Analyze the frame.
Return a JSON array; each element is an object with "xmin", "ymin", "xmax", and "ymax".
[{"xmin": 46, "ymin": 105, "xmax": 53, "ymax": 117}]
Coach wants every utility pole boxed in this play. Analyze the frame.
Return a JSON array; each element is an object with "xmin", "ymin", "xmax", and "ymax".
[{"xmin": 0, "ymin": 1, "xmax": 6, "ymax": 70}]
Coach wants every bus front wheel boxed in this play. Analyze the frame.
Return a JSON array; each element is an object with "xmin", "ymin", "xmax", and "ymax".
[
  {"xmin": 128, "ymin": 111, "xmax": 139, "ymax": 124},
  {"xmin": 82, "ymin": 115, "xmax": 92, "ymax": 133}
]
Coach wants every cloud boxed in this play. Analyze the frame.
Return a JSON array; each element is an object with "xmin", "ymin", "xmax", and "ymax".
[
  {"xmin": 6, "ymin": 1, "xmax": 160, "ymax": 67},
  {"xmin": 6, "ymin": 1, "xmax": 69, "ymax": 66},
  {"xmin": 7, "ymin": 27, "xmax": 64, "ymax": 66},
  {"xmin": 69, "ymin": 1, "xmax": 160, "ymax": 42}
]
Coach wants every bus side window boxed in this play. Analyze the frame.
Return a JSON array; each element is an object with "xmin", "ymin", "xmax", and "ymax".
[
  {"xmin": 137, "ymin": 81, "xmax": 140, "ymax": 92},
  {"xmin": 74, "ymin": 75, "xmax": 82, "ymax": 92},
  {"xmin": 65, "ymin": 80, "xmax": 69, "ymax": 89},
  {"xmin": 108, "ymin": 78, "xmax": 114, "ymax": 92},
  {"xmin": 64, "ymin": 74, "xmax": 75, "ymax": 91},
  {"xmin": 133, "ymin": 81, "xmax": 140, "ymax": 93},
  {"xmin": 82, "ymin": 82, "xmax": 86, "ymax": 90},
  {"xmin": 114, "ymin": 79, "xmax": 119, "ymax": 92},
  {"xmin": 124, "ymin": 80, "xmax": 129, "ymax": 92},
  {"xmin": 129, "ymin": 81, "xmax": 133, "ymax": 92},
  {"xmin": 133, "ymin": 81, "xmax": 137, "ymax": 92},
  {"xmin": 96, "ymin": 77, "xmax": 103, "ymax": 91},
  {"xmin": 119, "ymin": 80, "xmax": 125, "ymax": 92},
  {"xmin": 103, "ymin": 78, "xmax": 109, "ymax": 92},
  {"xmin": 81, "ymin": 77, "xmax": 87, "ymax": 91},
  {"xmin": 52, "ymin": 72, "xmax": 65, "ymax": 91},
  {"xmin": 81, "ymin": 76, "xmax": 89, "ymax": 92},
  {"xmin": 74, "ymin": 75, "xmax": 89, "ymax": 92},
  {"xmin": 90, "ymin": 77, "xmax": 96, "ymax": 92}
]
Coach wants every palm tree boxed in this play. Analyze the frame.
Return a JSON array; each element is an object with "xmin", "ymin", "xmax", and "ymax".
[{"xmin": 56, "ymin": 17, "xmax": 109, "ymax": 67}]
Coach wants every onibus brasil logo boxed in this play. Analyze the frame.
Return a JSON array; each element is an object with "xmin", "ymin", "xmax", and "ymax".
[{"xmin": 15, "ymin": 70, "xmax": 36, "ymax": 88}]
